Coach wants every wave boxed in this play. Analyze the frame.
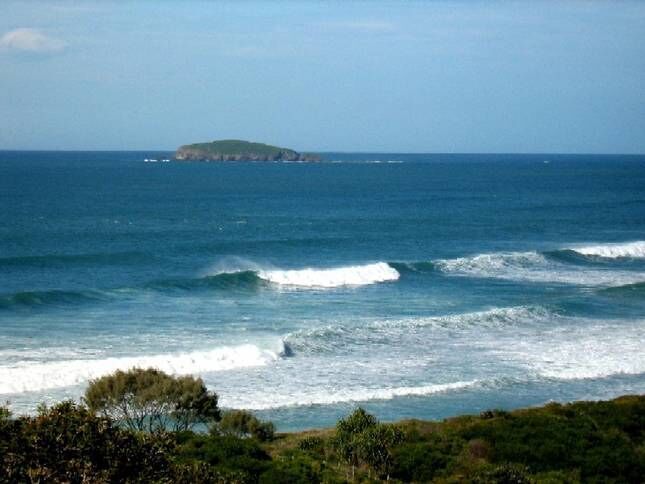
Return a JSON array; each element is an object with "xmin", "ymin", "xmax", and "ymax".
[
  {"xmin": 434, "ymin": 251, "xmax": 645, "ymax": 286},
  {"xmin": 145, "ymin": 271, "xmax": 263, "ymax": 292},
  {"xmin": 569, "ymin": 241, "xmax": 645, "ymax": 259},
  {"xmin": 598, "ymin": 281, "xmax": 645, "ymax": 298},
  {"xmin": 257, "ymin": 262, "xmax": 400, "ymax": 288},
  {"xmin": 284, "ymin": 306, "xmax": 553, "ymax": 354},
  {"xmin": 223, "ymin": 380, "xmax": 479, "ymax": 410},
  {"xmin": 0, "ymin": 262, "xmax": 399, "ymax": 310},
  {"xmin": 0, "ymin": 343, "xmax": 282, "ymax": 395},
  {"xmin": 0, "ymin": 289, "xmax": 110, "ymax": 310},
  {"xmin": 0, "ymin": 251, "xmax": 155, "ymax": 269}
]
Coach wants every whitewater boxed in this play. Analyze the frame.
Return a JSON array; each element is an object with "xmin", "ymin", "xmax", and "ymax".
[{"xmin": 1, "ymin": 151, "xmax": 644, "ymax": 429}]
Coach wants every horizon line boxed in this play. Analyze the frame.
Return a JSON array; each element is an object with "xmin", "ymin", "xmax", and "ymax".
[{"xmin": 1, "ymin": 149, "xmax": 644, "ymax": 157}]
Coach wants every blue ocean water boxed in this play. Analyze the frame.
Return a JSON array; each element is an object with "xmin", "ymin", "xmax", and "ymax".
[{"xmin": 1, "ymin": 151, "xmax": 644, "ymax": 430}]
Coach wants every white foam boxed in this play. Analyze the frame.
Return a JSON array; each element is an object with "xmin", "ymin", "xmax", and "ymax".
[
  {"xmin": 222, "ymin": 380, "xmax": 479, "ymax": 410},
  {"xmin": 484, "ymin": 319, "xmax": 645, "ymax": 381},
  {"xmin": 436, "ymin": 251, "xmax": 645, "ymax": 286},
  {"xmin": 0, "ymin": 344, "xmax": 279, "ymax": 395},
  {"xmin": 285, "ymin": 306, "xmax": 554, "ymax": 353},
  {"xmin": 571, "ymin": 241, "xmax": 645, "ymax": 259},
  {"xmin": 258, "ymin": 262, "xmax": 399, "ymax": 288}
]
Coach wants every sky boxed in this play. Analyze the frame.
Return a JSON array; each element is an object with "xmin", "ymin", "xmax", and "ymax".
[{"xmin": 1, "ymin": 1, "xmax": 644, "ymax": 153}]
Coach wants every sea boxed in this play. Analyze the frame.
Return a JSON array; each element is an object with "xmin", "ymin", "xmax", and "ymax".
[{"xmin": 1, "ymin": 151, "xmax": 644, "ymax": 430}]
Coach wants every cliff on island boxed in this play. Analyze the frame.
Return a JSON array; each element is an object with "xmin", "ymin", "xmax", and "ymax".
[{"xmin": 175, "ymin": 139, "xmax": 320, "ymax": 162}]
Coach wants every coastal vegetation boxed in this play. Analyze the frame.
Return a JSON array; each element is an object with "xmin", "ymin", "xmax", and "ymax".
[
  {"xmin": 0, "ymin": 369, "xmax": 643, "ymax": 483},
  {"xmin": 174, "ymin": 139, "xmax": 320, "ymax": 162}
]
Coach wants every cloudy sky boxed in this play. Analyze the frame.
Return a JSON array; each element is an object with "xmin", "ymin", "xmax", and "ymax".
[{"xmin": 1, "ymin": 1, "xmax": 644, "ymax": 153}]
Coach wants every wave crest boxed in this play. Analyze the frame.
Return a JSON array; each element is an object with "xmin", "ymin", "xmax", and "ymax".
[
  {"xmin": 258, "ymin": 262, "xmax": 399, "ymax": 288},
  {"xmin": 571, "ymin": 241, "xmax": 645, "ymax": 259}
]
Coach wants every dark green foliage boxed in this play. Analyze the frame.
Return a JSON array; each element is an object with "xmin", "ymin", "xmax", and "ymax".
[
  {"xmin": 175, "ymin": 431, "xmax": 271, "ymax": 481},
  {"xmin": 356, "ymin": 423, "xmax": 404, "ymax": 479},
  {"xmin": 2, "ymin": 393, "xmax": 644, "ymax": 483},
  {"xmin": 217, "ymin": 409, "xmax": 275, "ymax": 441},
  {"xmin": 0, "ymin": 401, "xmax": 174, "ymax": 483},
  {"xmin": 391, "ymin": 441, "xmax": 450, "ymax": 482},
  {"xmin": 459, "ymin": 399, "xmax": 645, "ymax": 481},
  {"xmin": 259, "ymin": 452, "xmax": 322, "ymax": 484},
  {"xmin": 297, "ymin": 435, "xmax": 325, "ymax": 455},
  {"xmin": 84, "ymin": 367, "xmax": 220, "ymax": 432},
  {"xmin": 333, "ymin": 407, "xmax": 378, "ymax": 468},
  {"xmin": 333, "ymin": 408, "xmax": 405, "ymax": 479},
  {"xmin": 472, "ymin": 463, "xmax": 534, "ymax": 483}
]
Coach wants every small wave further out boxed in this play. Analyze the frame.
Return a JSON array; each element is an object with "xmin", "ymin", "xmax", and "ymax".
[
  {"xmin": 257, "ymin": 262, "xmax": 400, "ymax": 288},
  {"xmin": 570, "ymin": 241, "xmax": 645, "ymax": 259}
]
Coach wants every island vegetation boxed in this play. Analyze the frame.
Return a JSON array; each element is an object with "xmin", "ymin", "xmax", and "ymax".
[
  {"xmin": 175, "ymin": 139, "xmax": 320, "ymax": 162},
  {"xmin": 1, "ymin": 368, "xmax": 643, "ymax": 483}
]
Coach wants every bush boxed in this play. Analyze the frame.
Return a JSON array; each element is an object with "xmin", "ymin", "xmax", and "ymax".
[
  {"xmin": 176, "ymin": 432, "xmax": 271, "ymax": 480},
  {"xmin": 217, "ymin": 409, "xmax": 275, "ymax": 441},
  {"xmin": 0, "ymin": 401, "xmax": 175, "ymax": 483},
  {"xmin": 333, "ymin": 407, "xmax": 378, "ymax": 469},
  {"xmin": 356, "ymin": 423, "xmax": 404, "ymax": 479},
  {"xmin": 260, "ymin": 454, "xmax": 322, "ymax": 484},
  {"xmin": 84, "ymin": 367, "xmax": 220, "ymax": 432},
  {"xmin": 298, "ymin": 436, "xmax": 325, "ymax": 455}
]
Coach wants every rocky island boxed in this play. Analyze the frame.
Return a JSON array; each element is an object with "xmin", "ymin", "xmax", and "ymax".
[{"xmin": 174, "ymin": 139, "xmax": 320, "ymax": 162}]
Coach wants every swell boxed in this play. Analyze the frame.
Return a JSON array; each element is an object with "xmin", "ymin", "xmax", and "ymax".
[
  {"xmin": 0, "ymin": 251, "xmax": 156, "ymax": 269},
  {"xmin": 0, "ymin": 289, "xmax": 110, "ymax": 310},
  {"xmin": 598, "ymin": 281, "xmax": 645, "ymax": 298},
  {"xmin": 0, "ymin": 262, "xmax": 400, "ymax": 310}
]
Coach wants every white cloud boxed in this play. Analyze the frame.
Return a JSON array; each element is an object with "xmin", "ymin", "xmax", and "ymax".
[{"xmin": 0, "ymin": 28, "xmax": 67, "ymax": 53}]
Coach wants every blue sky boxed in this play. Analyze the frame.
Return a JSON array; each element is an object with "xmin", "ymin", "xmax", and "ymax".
[{"xmin": 1, "ymin": 1, "xmax": 644, "ymax": 153}]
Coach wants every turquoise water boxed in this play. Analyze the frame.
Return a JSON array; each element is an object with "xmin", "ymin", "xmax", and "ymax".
[{"xmin": 1, "ymin": 151, "xmax": 644, "ymax": 430}]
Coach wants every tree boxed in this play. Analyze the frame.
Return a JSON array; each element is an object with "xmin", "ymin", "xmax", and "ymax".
[
  {"xmin": 356, "ymin": 423, "xmax": 404, "ymax": 480},
  {"xmin": 1, "ymin": 401, "xmax": 175, "ymax": 483},
  {"xmin": 217, "ymin": 409, "xmax": 275, "ymax": 441},
  {"xmin": 84, "ymin": 367, "xmax": 220, "ymax": 432},
  {"xmin": 333, "ymin": 408, "xmax": 378, "ymax": 479}
]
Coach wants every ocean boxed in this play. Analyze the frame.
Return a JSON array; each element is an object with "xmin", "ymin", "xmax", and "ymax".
[{"xmin": 1, "ymin": 151, "xmax": 644, "ymax": 430}]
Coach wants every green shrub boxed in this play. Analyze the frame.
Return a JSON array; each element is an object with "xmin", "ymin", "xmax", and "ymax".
[
  {"xmin": 176, "ymin": 432, "xmax": 271, "ymax": 480},
  {"xmin": 84, "ymin": 367, "xmax": 221, "ymax": 432},
  {"xmin": 298, "ymin": 435, "xmax": 325, "ymax": 454},
  {"xmin": 217, "ymin": 409, "xmax": 275, "ymax": 441},
  {"xmin": 0, "ymin": 401, "xmax": 175, "ymax": 483},
  {"xmin": 260, "ymin": 454, "xmax": 321, "ymax": 484}
]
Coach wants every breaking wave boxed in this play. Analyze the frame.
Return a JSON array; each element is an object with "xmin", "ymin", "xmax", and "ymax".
[
  {"xmin": 570, "ymin": 241, "xmax": 645, "ymax": 259},
  {"xmin": 257, "ymin": 262, "xmax": 399, "ymax": 288},
  {"xmin": 284, "ymin": 306, "xmax": 554, "ymax": 354},
  {"xmin": 434, "ymin": 251, "xmax": 645, "ymax": 286},
  {"xmin": 0, "ymin": 343, "xmax": 282, "ymax": 395}
]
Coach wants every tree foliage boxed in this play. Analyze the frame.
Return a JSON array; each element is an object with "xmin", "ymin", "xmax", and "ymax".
[
  {"xmin": 0, "ymin": 401, "xmax": 175, "ymax": 483},
  {"xmin": 217, "ymin": 409, "xmax": 275, "ymax": 441},
  {"xmin": 84, "ymin": 367, "xmax": 220, "ymax": 432}
]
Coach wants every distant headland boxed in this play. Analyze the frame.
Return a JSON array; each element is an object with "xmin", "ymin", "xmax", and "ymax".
[{"xmin": 174, "ymin": 139, "xmax": 320, "ymax": 162}]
